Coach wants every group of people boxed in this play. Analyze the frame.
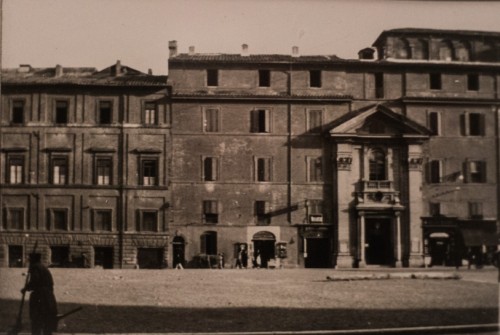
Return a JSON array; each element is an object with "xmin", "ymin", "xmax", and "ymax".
[{"xmin": 235, "ymin": 245, "xmax": 263, "ymax": 269}]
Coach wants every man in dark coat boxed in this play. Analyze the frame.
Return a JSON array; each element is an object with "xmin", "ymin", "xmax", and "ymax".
[{"xmin": 22, "ymin": 253, "xmax": 58, "ymax": 335}]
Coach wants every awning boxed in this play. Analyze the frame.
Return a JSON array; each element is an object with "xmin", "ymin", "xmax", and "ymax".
[{"xmin": 461, "ymin": 229, "xmax": 498, "ymax": 247}]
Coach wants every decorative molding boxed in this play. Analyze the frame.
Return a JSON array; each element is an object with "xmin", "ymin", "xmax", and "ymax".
[{"xmin": 408, "ymin": 155, "xmax": 424, "ymax": 170}]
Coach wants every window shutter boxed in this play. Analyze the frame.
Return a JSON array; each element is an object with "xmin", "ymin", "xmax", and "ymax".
[
  {"xmin": 46, "ymin": 209, "xmax": 51, "ymax": 230},
  {"xmin": 251, "ymin": 110, "xmax": 259, "ymax": 132},
  {"xmin": 460, "ymin": 113, "xmax": 467, "ymax": 136},
  {"xmin": 136, "ymin": 210, "xmax": 141, "ymax": 232},
  {"xmin": 463, "ymin": 161, "xmax": 470, "ymax": 183},
  {"xmin": 212, "ymin": 158, "xmax": 218, "ymax": 181},
  {"xmin": 479, "ymin": 114, "xmax": 486, "ymax": 136},
  {"xmin": 264, "ymin": 110, "xmax": 270, "ymax": 132},
  {"xmin": 480, "ymin": 161, "xmax": 487, "ymax": 183},
  {"xmin": 264, "ymin": 158, "xmax": 271, "ymax": 181}
]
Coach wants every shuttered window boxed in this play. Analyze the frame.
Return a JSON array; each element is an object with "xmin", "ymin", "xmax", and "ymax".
[
  {"xmin": 204, "ymin": 108, "xmax": 219, "ymax": 132},
  {"xmin": 308, "ymin": 110, "xmax": 323, "ymax": 132},
  {"xmin": 256, "ymin": 157, "xmax": 272, "ymax": 182},
  {"xmin": 251, "ymin": 109, "xmax": 271, "ymax": 133},
  {"xmin": 203, "ymin": 200, "xmax": 219, "ymax": 224},
  {"xmin": 308, "ymin": 157, "xmax": 323, "ymax": 182},
  {"xmin": 255, "ymin": 201, "xmax": 270, "ymax": 225},
  {"xmin": 203, "ymin": 157, "xmax": 218, "ymax": 181},
  {"xmin": 464, "ymin": 160, "xmax": 486, "ymax": 183}
]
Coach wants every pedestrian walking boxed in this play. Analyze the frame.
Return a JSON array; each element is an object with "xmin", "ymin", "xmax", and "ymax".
[{"xmin": 22, "ymin": 253, "xmax": 58, "ymax": 335}]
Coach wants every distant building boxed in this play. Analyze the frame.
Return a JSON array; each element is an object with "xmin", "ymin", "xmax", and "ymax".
[
  {"xmin": 0, "ymin": 62, "xmax": 170, "ymax": 268},
  {"xmin": 1, "ymin": 28, "xmax": 499, "ymax": 269},
  {"xmin": 168, "ymin": 28, "xmax": 500, "ymax": 268}
]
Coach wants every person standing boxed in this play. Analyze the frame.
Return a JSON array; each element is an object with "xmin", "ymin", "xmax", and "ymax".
[{"xmin": 22, "ymin": 253, "xmax": 58, "ymax": 335}]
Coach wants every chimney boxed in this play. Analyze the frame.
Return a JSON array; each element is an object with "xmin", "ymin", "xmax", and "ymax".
[
  {"xmin": 18, "ymin": 64, "xmax": 32, "ymax": 73},
  {"xmin": 115, "ymin": 60, "xmax": 122, "ymax": 76},
  {"xmin": 169, "ymin": 40, "xmax": 178, "ymax": 58},
  {"xmin": 148, "ymin": 69, "xmax": 153, "ymax": 75},
  {"xmin": 292, "ymin": 46, "xmax": 299, "ymax": 57},
  {"xmin": 241, "ymin": 44, "xmax": 249, "ymax": 57},
  {"xmin": 55, "ymin": 64, "xmax": 63, "ymax": 77},
  {"xmin": 189, "ymin": 46, "xmax": 195, "ymax": 55}
]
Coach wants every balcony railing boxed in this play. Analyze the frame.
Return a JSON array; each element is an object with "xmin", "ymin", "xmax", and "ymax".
[{"xmin": 357, "ymin": 180, "xmax": 400, "ymax": 205}]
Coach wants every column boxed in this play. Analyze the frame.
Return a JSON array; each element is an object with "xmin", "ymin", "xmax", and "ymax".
[
  {"xmin": 395, "ymin": 212, "xmax": 402, "ymax": 267},
  {"xmin": 359, "ymin": 211, "xmax": 366, "ymax": 267},
  {"xmin": 408, "ymin": 145, "xmax": 425, "ymax": 267}
]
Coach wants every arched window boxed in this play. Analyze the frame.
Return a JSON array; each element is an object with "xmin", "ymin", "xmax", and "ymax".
[
  {"xmin": 438, "ymin": 40, "xmax": 454, "ymax": 61},
  {"xmin": 413, "ymin": 39, "xmax": 429, "ymax": 60},
  {"xmin": 394, "ymin": 38, "xmax": 411, "ymax": 59},
  {"xmin": 369, "ymin": 149, "xmax": 386, "ymax": 181},
  {"xmin": 455, "ymin": 41, "xmax": 471, "ymax": 61},
  {"xmin": 200, "ymin": 231, "xmax": 217, "ymax": 255}
]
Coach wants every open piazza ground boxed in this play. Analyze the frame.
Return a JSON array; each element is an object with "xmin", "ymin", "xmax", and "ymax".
[{"xmin": 0, "ymin": 267, "xmax": 498, "ymax": 333}]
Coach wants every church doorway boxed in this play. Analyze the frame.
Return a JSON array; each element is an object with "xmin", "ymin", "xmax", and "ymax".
[{"xmin": 365, "ymin": 218, "xmax": 393, "ymax": 265}]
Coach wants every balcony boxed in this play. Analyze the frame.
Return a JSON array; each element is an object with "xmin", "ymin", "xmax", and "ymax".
[{"xmin": 356, "ymin": 180, "xmax": 402, "ymax": 209}]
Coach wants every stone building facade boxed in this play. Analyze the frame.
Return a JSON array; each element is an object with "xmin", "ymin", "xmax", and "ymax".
[
  {"xmin": 168, "ymin": 28, "xmax": 500, "ymax": 268},
  {"xmin": 1, "ymin": 28, "xmax": 499, "ymax": 269},
  {"xmin": 0, "ymin": 62, "xmax": 170, "ymax": 269}
]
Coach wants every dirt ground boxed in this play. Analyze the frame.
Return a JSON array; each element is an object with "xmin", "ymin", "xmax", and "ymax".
[{"xmin": 0, "ymin": 268, "xmax": 498, "ymax": 333}]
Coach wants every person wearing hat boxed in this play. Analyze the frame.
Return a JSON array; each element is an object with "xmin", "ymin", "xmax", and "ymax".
[{"xmin": 21, "ymin": 253, "xmax": 58, "ymax": 335}]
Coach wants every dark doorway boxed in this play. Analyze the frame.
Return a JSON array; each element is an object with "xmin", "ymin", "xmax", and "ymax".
[
  {"xmin": 8, "ymin": 245, "xmax": 23, "ymax": 268},
  {"xmin": 94, "ymin": 247, "xmax": 114, "ymax": 269},
  {"xmin": 172, "ymin": 236, "xmax": 185, "ymax": 268},
  {"xmin": 305, "ymin": 238, "xmax": 330, "ymax": 268},
  {"xmin": 365, "ymin": 218, "xmax": 392, "ymax": 265},
  {"xmin": 429, "ymin": 237, "xmax": 450, "ymax": 266},
  {"xmin": 252, "ymin": 231, "xmax": 275, "ymax": 268},
  {"xmin": 137, "ymin": 248, "xmax": 164, "ymax": 269},
  {"xmin": 50, "ymin": 246, "xmax": 70, "ymax": 267}
]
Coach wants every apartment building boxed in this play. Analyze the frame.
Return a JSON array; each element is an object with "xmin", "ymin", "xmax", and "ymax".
[
  {"xmin": 168, "ymin": 28, "xmax": 500, "ymax": 268},
  {"xmin": 0, "ymin": 62, "xmax": 170, "ymax": 268}
]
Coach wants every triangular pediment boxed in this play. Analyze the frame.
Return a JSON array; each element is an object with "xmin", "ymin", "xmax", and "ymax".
[{"xmin": 329, "ymin": 104, "xmax": 430, "ymax": 139}]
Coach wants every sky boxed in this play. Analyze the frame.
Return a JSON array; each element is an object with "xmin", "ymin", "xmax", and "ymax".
[{"xmin": 3, "ymin": 0, "xmax": 500, "ymax": 75}]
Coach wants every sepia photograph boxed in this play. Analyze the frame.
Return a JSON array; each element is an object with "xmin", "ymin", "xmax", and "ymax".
[{"xmin": 0, "ymin": 0, "xmax": 499, "ymax": 334}]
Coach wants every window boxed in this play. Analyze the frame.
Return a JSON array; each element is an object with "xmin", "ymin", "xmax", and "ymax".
[
  {"xmin": 93, "ymin": 210, "xmax": 112, "ymax": 231},
  {"xmin": 308, "ymin": 200, "xmax": 323, "ymax": 223},
  {"xmin": 468, "ymin": 202, "xmax": 483, "ymax": 219},
  {"xmin": 55, "ymin": 101, "xmax": 68, "ymax": 124},
  {"xmin": 51, "ymin": 157, "xmax": 68, "ymax": 185},
  {"xmin": 203, "ymin": 200, "xmax": 218, "ymax": 224},
  {"xmin": 3, "ymin": 208, "xmax": 24, "ymax": 230},
  {"xmin": 204, "ymin": 108, "xmax": 219, "ymax": 132},
  {"xmin": 99, "ymin": 101, "xmax": 112, "ymax": 125},
  {"xmin": 464, "ymin": 160, "xmax": 486, "ymax": 183},
  {"xmin": 251, "ymin": 109, "xmax": 271, "ymax": 133},
  {"xmin": 207, "ymin": 69, "xmax": 218, "ymax": 86},
  {"xmin": 461, "ymin": 113, "xmax": 485, "ymax": 136},
  {"xmin": 95, "ymin": 158, "xmax": 112, "ymax": 185},
  {"xmin": 259, "ymin": 70, "xmax": 270, "ymax": 87},
  {"xmin": 203, "ymin": 157, "xmax": 218, "ymax": 181},
  {"xmin": 256, "ymin": 157, "xmax": 272, "ymax": 182},
  {"xmin": 309, "ymin": 70, "xmax": 322, "ymax": 88},
  {"xmin": 308, "ymin": 157, "xmax": 323, "ymax": 182},
  {"xmin": 429, "ymin": 203, "xmax": 441, "ymax": 216},
  {"xmin": 308, "ymin": 110, "xmax": 323, "ymax": 132},
  {"xmin": 137, "ymin": 210, "xmax": 158, "ymax": 232},
  {"xmin": 467, "ymin": 74, "xmax": 479, "ymax": 91},
  {"xmin": 143, "ymin": 102, "xmax": 157, "ymax": 125},
  {"xmin": 7, "ymin": 156, "xmax": 24, "ymax": 184},
  {"xmin": 430, "ymin": 73, "xmax": 442, "ymax": 90},
  {"xmin": 12, "ymin": 100, "xmax": 25, "ymax": 124},
  {"xmin": 428, "ymin": 112, "xmax": 440, "ymax": 136},
  {"xmin": 140, "ymin": 159, "xmax": 158, "ymax": 186},
  {"xmin": 429, "ymin": 160, "xmax": 441, "ymax": 184},
  {"xmin": 47, "ymin": 209, "xmax": 68, "ymax": 231},
  {"xmin": 255, "ymin": 201, "xmax": 270, "ymax": 225},
  {"xmin": 375, "ymin": 73, "xmax": 384, "ymax": 98},
  {"xmin": 200, "ymin": 231, "xmax": 217, "ymax": 254},
  {"xmin": 368, "ymin": 149, "xmax": 386, "ymax": 181}
]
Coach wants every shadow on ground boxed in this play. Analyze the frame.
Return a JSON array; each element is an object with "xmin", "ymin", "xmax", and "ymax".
[{"xmin": 0, "ymin": 299, "xmax": 497, "ymax": 333}]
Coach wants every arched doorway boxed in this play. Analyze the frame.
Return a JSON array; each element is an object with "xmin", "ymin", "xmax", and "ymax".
[
  {"xmin": 252, "ymin": 231, "xmax": 275, "ymax": 268},
  {"xmin": 172, "ymin": 235, "xmax": 185, "ymax": 268}
]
